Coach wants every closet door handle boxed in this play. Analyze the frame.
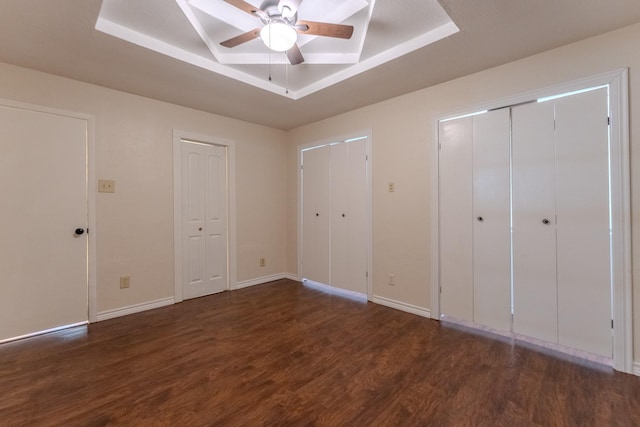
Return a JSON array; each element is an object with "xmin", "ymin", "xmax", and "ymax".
[
  {"xmin": 342, "ymin": 213, "xmax": 346, "ymax": 218},
  {"xmin": 542, "ymin": 218, "xmax": 550, "ymax": 225},
  {"xmin": 316, "ymin": 213, "xmax": 319, "ymax": 217}
]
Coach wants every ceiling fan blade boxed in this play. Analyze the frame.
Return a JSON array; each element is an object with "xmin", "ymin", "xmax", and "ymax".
[
  {"xmin": 223, "ymin": 0, "xmax": 266, "ymax": 18},
  {"xmin": 296, "ymin": 20, "xmax": 354, "ymax": 39},
  {"xmin": 220, "ymin": 29, "xmax": 261, "ymax": 48},
  {"xmin": 286, "ymin": 44, "xmax": 304, "ymax": 65}
]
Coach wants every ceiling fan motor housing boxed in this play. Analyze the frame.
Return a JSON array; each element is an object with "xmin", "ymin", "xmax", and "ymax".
[{"xmin": 259, "ymin": 0, "xmax": 298, "ymax": 25}]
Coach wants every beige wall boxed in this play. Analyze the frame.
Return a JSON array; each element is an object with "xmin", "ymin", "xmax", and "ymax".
[
  {"xmin": 287, "ymin": 23, "xmax": 640, "ymax": 355},
  {"xmin": 0, "ymin": 62, "xmax": 288, "ymax": 313}
]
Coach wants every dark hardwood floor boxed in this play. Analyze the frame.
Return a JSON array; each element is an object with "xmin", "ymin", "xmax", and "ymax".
[{"xmin": 1, "ymin": 279, "xmax": 639, "ymax": 426}]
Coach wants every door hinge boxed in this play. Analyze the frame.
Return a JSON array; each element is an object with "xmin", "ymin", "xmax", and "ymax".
[
  {"xmin": 608, "ymin": 116, "xmax": 611, "ymax": 126},
  {"xmin": 439, "ymin": 286, "xmax": 442, "ymax": 294},
  {"xmin": 366, "ymin": 271, "xmax": 368, "ymax": 278},
  {"xmin": 300, "ymin": 165, "xmax": 303, "ymax": 170},
  {"xmin": 611, "ymin": 319, "xmax": 614, "ymax": 329}
]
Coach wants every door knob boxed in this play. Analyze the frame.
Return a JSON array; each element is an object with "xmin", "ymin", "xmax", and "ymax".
[
  {"xmin": 477, "ymin": 216, "xmax": 484, "ymax": 222},
  {"xmin": 542, "ymin": 219, "xmax": 550, "ymax": 225},
  {"xmin": 316, "ymin": 213, "xmax": 319, "ymax": 217},
  {"xmin": 199, "ymin": 227, "xmax": 203, "ymax": 231},
  {"xmin": 74, "ymin": 228, "xmax": 85, "ymax": 236},
  {"xmin": 342, "ymin": 213, "xmax": 346, "ymax": 218}
]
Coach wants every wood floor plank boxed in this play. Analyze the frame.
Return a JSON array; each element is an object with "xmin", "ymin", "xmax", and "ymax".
[{"xmin": 1, "ymin": 279, "xmax": 639, "ymax": 426}]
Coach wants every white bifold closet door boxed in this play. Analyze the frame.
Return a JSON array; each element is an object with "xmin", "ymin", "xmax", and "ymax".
[
  {"xmin": 301, "ymin": 139, "xmax": 368, "ymax": 294},
  {"xmin": 301, "ymin": 145, "xmax": 331, "ymax": 285},
  {"xmin": 438, "ymin": 116, "xmax": 474, "ymax": 321},
  {"xmin": 330, "ymin": 140, "xmax": 368, "ymax": 294},
  {"xmin": 438, "ymin": 109, "xmax": 511, "ymax": 329},
  {"xmin": 472, "ymin": 109, "xmax": 511, "ymax": 331},
  {"xmin": 181, "ymin": 141, "xmax": 228, "ymax": 300},
  {"xmin": 555, "ymin": 88, "xmax": 611, "ymax": 357},
  {"xmin": 512, "ymin": 100, "xmax": 559, "ymax": 343},
  {"xmin": 512, "ymin": 88, "xmax": 612, "ymax": 358}
]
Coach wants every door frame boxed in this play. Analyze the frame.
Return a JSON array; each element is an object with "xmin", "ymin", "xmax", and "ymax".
[
  {"xmin": 0, "ymin": 97, "xmax": 97, "ymax": 324},
  {"xmin": 297, "ymin": 130, "xmax": 373, "ymax": 300},
  {"xmin": 430, "ymin": 69, "xmax": 632, "ymax": 373},
  {"xmin": 173, "ymin": 129, "xmax": 237, "ymax": 302}
]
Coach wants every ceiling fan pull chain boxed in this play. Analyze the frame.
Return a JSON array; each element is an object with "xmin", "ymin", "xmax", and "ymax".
[{"xmin": 268, "ymin": 25, "xmax": 272, "ymax": 81}]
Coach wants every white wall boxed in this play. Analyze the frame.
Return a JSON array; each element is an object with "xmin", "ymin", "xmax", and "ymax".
[
  {"xmin": 287, "ymin": 23, "xmax": 640, "ymax": 356},
  {"xmin": 0, "ymin": 62, "xmax": 288, "ymax": 314}
]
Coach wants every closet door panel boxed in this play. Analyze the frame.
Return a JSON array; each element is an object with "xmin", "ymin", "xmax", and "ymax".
[
  {"xmin": 439, "ymin": 117, "xmax": 473, "ymax": 321},
  {"xmin": 555, "ymin": 88, "xmax": 612, "ymax": 357},
  {"xmin": 302, "ymin": 145, "xmax": 331, "ymax": 284},
  {"xmin": 330, "ymin": 142, "xmax": 349, "ymax": 290},
  {"xmin": 330, "ymin": 141, "xmax": 367, "ymax": 294},
  {"xmin": 512, "ymin": 101, "xmax": 558, "ymax": 342},
  {"xmin": 345, "ymin": 140, "xmax": 368, "ymax": 294},
  {"xmin": 472, "ymin": 109, "xmax": 512, "ymax": 331}
]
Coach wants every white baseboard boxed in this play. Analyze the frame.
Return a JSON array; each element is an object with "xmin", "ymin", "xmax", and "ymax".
[
  {"xmin": 372, "ymin": 295, "xmax": 431, "ymax": 318},
  {"xmin": 236, "ymin": 273, "xmax": 298, "ymax": 290},
  {"xmin": 633, "ymin": 362, "xmax": 640, "ymax": 376},
  {"xmin": 96, "ymin": 297, "xmax": 175, "ymax": 322}
]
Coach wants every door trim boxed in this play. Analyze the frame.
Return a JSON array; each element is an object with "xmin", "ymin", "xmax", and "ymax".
[
  {"xmin": 430, "ymin": 69, "xmax": 632, "ymax": 373},
  {"xmin": 297, "ymin": 130, "xmax": 373, "ymax": 300},
  {"xmin": 173, "ymin": 130, "xmax": 237, "ymax": 302},
  {"xmin": 0, "ymin": 97, "xmax": 97, "ymax": 323}
]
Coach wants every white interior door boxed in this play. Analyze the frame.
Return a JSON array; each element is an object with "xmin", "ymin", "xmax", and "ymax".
[
  {"xmin": 0, "ymin": 104, "xmax": 88, "ymax": 341},
  {"xmin": 472, "ymin": 109, "xmax": 512, "ymax": 331},
  {"xmin": 181, "ymin": 141, "xmax": 228, "ymax": 299},
  {"xmin": 512, "ymin": 100, "xmax": 558, "ymax": 343},
  {"xmin": 330, "ymin": 139, "xmax": 368, "ymax": 294},
  {"xmin": 438, "ymin": 117, "xmax": 473, "ymax": 321},
  {"xmin": 301, "ymin": 145, "xmax": 331, "ymax": 284},
  {"xmin": 555, "ymin": 88, "xmax": 612, "ymax": 357}
]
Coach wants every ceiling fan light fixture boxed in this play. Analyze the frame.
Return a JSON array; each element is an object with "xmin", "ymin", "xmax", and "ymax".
[{"xmin": 260, "ymin": 21, "xmax": 297, "ymax": 52}]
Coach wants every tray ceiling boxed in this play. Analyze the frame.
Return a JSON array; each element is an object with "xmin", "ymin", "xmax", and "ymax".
[{"xmin": 96, "ymin": 0, "xmax": 458, "ymax": 98}]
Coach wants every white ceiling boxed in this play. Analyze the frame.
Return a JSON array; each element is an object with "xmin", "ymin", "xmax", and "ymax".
[
  {"xmin": 0, "ymin": 0, "xmax": 639, "ymax": 130},
  {"xmin": 95, "ymin": 0, "xmax": 457, "ymax": 99}
]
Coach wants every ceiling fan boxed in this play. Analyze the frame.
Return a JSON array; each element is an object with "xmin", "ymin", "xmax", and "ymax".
[{"xmin": 220, "ymin": 0, "xmax": 354, "ymax": 65}]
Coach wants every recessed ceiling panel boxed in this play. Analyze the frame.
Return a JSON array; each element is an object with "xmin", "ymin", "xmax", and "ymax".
[{"xmin": 95, "ymin": 0, "xmax": 459, "ymax": 99}]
